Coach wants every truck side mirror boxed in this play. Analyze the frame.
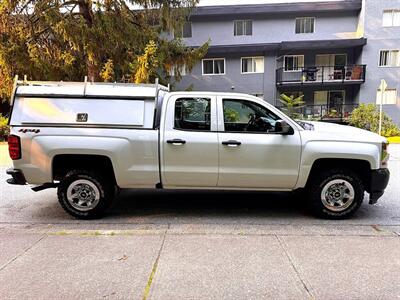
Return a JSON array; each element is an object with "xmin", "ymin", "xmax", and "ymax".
[{"xmin": 275, "ymin": 120, "xmax": 293, "ymax": 135}]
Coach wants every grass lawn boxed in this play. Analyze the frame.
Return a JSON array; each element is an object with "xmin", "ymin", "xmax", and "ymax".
[{"xmin": 387, "ymin": 136, "xmax": 400, "ymax": 144}]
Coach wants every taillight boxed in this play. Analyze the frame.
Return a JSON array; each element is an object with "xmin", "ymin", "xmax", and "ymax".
[{"xmin": 8, "ymin": 135, "xmax": 21, "ymax": 160}]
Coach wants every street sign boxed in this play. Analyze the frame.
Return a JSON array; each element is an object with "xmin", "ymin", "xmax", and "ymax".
[{"xmin": 379, "ymin": 79, "xmax": 387, "ymax": 92}]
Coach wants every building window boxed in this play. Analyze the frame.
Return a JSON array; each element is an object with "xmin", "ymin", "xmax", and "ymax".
[
  {"xmin": 174, "ymin": 22, "xmax": 192, "ymax": 38},
  {"xmin": 314, "ymin": 90, "xmax": 345, "ymax": 106},
  {"xmin": 376, "ymin": 89, "xmax": 398, "ymax": 105},
  {"xmin": 379, "ymin": 50, "xmax": 400, "ymax": 67},
  {"xmin": 295, "ymin": 17, "xmax": 315, "ymax": 34},
  {"xmin": 284, "ymin": 55, "xmax": 304, "ymax": 71},
  {"xmin": 315, "ymin": 54, "xmax": 347, "ymax": 67},
  {"xmin": 382, "ymin": 10, "xmax": 400, "ymax": 27},
  {"xmin": 234, "ymin": 20, "xmax": 252, "ymax": 36},
  {"xmin": 202, "ymin": 58, "xmax": 225, "ymax": 75},
  {"xmin": 168, "ymin": 64, "xmax": 188, "ymax": 77},
  {"xmin": 174, "ymin": 98, "xmax": 211, "ymax": 131},
  {"xmin": 241, "ymin": 57, "xmax": 264, "ymax": 73}
]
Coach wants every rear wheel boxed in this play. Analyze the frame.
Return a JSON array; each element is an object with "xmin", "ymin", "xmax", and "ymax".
[
  {"xmin": 308, "ymin": 169, "xmax": 364, "ymax": 219},
  {"xmin": 57, "ymin": 170, "xmax": 114, "ymax": 219}
]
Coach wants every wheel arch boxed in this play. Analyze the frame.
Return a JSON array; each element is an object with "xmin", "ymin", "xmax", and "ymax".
[
  {"xmin": 305, "ymin": 158, "xmax": 371, "ymax": 192},
  {"xmin": 295, "ymin": 141, "xmax": 379, "ymax": 190},
  {"xmin": 52, "ymin": 154, "xmax": 117, "ymax": 186}
]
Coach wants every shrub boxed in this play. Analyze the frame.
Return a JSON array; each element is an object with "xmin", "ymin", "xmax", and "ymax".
[
  {"xmin": 349, "ymin": 104, "xmax": 400, "ymax": 137},
  {"xmin": 0, "ymin": 115, "xmax": 10, "ymax": 141},
  {"xmin": 278, "ymin": 93, "xmax": 305, "ymax": 118}
]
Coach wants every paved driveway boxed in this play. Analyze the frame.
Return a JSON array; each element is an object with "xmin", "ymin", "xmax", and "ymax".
[{"xmin": 0, "ymin": 144, "xmax": 399, "ymax": 299}]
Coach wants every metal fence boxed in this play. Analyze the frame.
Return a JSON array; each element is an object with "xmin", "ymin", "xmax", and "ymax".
[{"xmin": 276, "ymin": 65, "xmax": 366, "ymax": 85}]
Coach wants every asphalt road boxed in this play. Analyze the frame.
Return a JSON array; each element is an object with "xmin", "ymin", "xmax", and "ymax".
[
  {"xmin": 0, "ymin": 144, "xmax": 399, "ymax": 226},
  {"xmin": 0, "ymin": 144, "xmax": 399, "ymax": 299}
]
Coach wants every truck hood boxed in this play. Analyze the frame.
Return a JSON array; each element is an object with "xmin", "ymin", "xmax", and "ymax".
[{"xmin": 302, "ymin": 121, "xmax": 387, "ymax": 143}]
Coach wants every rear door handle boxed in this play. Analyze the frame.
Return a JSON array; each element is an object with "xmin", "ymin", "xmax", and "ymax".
[
  {"xmin": 167, "ymin": 139, "xmax": 186, "ymax": 145},
  {"xmin": 222, "ymin": 140, "xmax": 241, "ymax": 147}
]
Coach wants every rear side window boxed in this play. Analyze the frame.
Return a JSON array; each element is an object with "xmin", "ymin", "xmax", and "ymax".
[{"xmin": 174, "ymin": 98, "xmax": 211, "ymax": 131}]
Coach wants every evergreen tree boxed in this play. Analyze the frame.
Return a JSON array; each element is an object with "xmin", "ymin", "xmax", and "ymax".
[{"xmin": 0, "ymin": 0, "xmax": 209, "ymax": 102}]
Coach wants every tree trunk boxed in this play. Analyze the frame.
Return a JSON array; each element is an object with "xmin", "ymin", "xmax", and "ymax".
[
  {"xmin": 78, "ymin": 0, "xmax": 93, "ymax": 27},
  {"xmin": 78, "ymin": 0, "xmax": 97, "ymax": 80}
]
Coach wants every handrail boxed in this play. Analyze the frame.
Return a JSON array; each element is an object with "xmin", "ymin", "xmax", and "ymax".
[
  {"xmin": 276, "ymin": 64, "xmax": 367, "ymax": 71},
  {"xmin": 276, "ymin": 103, "xmax": 359, "ymax": 122},
  {"xmin": 276, "ymin": 64, "xmax": 366, "ymax": 85}
]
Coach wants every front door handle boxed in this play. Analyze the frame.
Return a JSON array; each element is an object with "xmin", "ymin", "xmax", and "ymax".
[
  {"xmin": 222, "ymin": 140, "xmax": 241, "ymax": 147},
  {"xmin": 167, "ymin": 139, "xmax": 186, "ymax": 145}
]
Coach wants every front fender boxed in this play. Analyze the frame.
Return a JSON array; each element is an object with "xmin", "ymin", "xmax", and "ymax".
[{"xmin": 295, "ymin": 141, "xmax": 380, "ymax": 189}]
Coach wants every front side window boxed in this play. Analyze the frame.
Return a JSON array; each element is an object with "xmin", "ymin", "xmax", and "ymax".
[
  {"xmin": 383, "ymin": 10, "xmax": 400, "ymax": 27},
  {"xmin": 379, "ymin": 50, "xmax": 400, "ymax": 67},
  {"xmin": 284, "ymin": 55, "xmax": 304, "ymax": 71},
  {"xmin": 223, "ymin": 99, "xmax": 280, "ymax": 133},
  {"xmin": 234, "ymin": 20, "xmax": 252, "ymax": 36},
  {"xmin": 174, "ymin": 98, "xmax": 211, "ymax": 131},
  {"xmin": 376, "ymin": 89, "xmax": 398, "ymax": 105},
  {"xmin": 295, "ymin": 17, "xmax": 315, "ymax": 34},
  {"xmin": 241, "ymin": 57, "xmax": 264, "ymax": 73},
  {"xmin": 202, "ymin": 58, "xmax": 225, "ymax": 75}
]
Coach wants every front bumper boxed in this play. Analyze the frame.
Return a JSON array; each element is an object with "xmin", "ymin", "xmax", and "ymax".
[
  {"xmin": 369, "ymin": 168, "xmax": 390, "ymax": 204},
  {"xmin": 6, "ymin": 168, "xmax": 27, "ymax": 185}
]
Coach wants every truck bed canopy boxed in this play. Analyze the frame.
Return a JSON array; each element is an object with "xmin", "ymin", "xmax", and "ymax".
[{"xmin": 9, "ymin": 79, "xmax": 169, "ymax": 129}]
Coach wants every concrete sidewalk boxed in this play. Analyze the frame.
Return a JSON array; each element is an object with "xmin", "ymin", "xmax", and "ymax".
[
  {"xmin": 1, "ymin": 144, "xmax": 399, "ymax": 299},
  {"xmin": 1, "ymin": 224, "xmax": 399, "ymax": 300}
]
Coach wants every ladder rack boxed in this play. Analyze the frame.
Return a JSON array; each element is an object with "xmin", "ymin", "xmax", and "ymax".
[{"xmin": 10, "ymin": 75, "xmax": 170, "ymax": 104}]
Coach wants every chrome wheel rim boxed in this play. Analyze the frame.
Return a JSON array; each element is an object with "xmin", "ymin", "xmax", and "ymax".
[
  {"xmin": 66, "ymin": 179, "xmax": 100, "ymax": 212},
  {"xmin": 321, "ymin": 179, "xmax": 355, "ymax": 212}
]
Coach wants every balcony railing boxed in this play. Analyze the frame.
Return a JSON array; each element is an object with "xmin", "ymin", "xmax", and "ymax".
[
  {"xmin": 276, "ymin": 65, "xmax": 366, "ymax": 85},
  {"xmin": 276, "ymin": 104, "xmax": 359, "ymax": 123}
]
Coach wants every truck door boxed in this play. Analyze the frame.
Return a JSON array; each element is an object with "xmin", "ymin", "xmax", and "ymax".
[
  {"xmin": 216, "ymin": 96, "xmax": 302, "ymax": 189},
  {"xmin": 161, "ymin": 94, "xmax": 219, "ymax": 187}
]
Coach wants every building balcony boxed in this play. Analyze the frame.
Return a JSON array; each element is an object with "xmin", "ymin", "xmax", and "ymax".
[
  {"xmin": 277, "ymin": 103, "xmax": 359, "ymax": 124},
  {"xmin": 276, "ymin": 65, "xmax": 366, "ymax": 86}
]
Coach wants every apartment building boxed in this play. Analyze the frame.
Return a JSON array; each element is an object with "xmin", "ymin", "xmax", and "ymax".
[{"xmin": 173, "ymin": 0, "xmax": 400, "ymax": 124}]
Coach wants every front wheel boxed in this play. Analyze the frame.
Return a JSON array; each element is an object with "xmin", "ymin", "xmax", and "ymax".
[
  {"xmin": 57, "ymin": 170, "xmax": 114, "ymax": 219},
  {"xmin": 307, "ymin": 169, "xmax": 364, "ymax": 219}
]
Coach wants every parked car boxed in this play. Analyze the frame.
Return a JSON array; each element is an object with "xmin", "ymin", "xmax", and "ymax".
[{"xmin": 6, "ymin": 79, "xmax": 390, "ymax": 219}]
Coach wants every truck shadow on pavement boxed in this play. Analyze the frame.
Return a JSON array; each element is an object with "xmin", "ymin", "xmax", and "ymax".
[{"xmin": 108, "ymin": 189, "xmax": 310, "ymax": 220}]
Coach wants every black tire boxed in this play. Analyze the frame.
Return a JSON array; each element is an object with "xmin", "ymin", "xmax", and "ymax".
[
  {"xmin": 307, "ymin": 168, "xmax": 364, "ymax": 219},
  {"xmin": 57, "ymin": 170, "xmax": 114, "ymax": 219}
]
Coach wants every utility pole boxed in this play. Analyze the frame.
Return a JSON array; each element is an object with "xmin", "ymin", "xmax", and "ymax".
[{"xmin": 378, "ymin": 79, "xmax": 387, "ymax": 136}]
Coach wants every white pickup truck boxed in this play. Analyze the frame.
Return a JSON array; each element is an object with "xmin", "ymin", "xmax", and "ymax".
[{"xmin": 6, "ymin": 79, "xmax": 390, "ymax": 219}]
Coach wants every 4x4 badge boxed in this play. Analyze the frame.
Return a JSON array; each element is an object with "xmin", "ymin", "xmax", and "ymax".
[{"xmin": 19, "ymin": 129, "xmax": 40, "ymax": 133}]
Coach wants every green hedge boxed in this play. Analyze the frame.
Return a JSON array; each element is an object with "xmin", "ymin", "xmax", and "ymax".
[
  {"xmin": 349, "ymin": 104, "xmax": 400, "ymax": 137},
  {"xmin": 0, "ymin": 115, "xmax": 9, "ymax": 141}
]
